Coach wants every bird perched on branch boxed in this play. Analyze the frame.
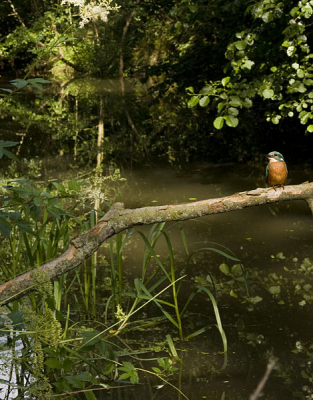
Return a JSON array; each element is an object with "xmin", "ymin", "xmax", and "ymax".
[{"xmin": 265, "ymin": 151, "xmax": 288, "ymax": 188}]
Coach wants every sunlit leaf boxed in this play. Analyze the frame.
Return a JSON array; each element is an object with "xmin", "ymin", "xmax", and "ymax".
[
  {"xmin": 221, "ymin": 77, "xmax": 230, "ymax": 87},
  {"xmin": 307, "ymin": 125, "xmax": 313, "ymax": 132},
  {"xmin": 188, "ymin": 96, "xmax": 199, "ymax": 107},
  {"xmin": 225, "ymin": 115, "xmax": 239, "ymax": 127},
  {"xmin": 199, "ymin": 96, "xmax": 210, "ymax": 107},
  {"xmin": 263, "ymin": 88, "xmax": 274, "ymax": 99},
  {"xmin": 213, "ymin": 116, "xmax": 224, "ymax": 129},
  {"xmin": 235, "ymin": 40, "xmax": 247, "ymax": 50}
]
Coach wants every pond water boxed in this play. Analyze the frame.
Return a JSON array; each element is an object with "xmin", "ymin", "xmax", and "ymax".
[
  {"xmin": 21, "ymin": 157, "xmax": 313, "ymax": 399},
  {"xmin": 104, "ymin": 162, "xmax": 313, "ymax": 400},
  {"xmin": 2, "ymin": 77, "xmax": 313, "ymax": 399}
]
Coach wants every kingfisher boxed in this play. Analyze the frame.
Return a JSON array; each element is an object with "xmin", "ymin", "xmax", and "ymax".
[{"xmin": 265, "ymin": 151, "xmax": 288, "ymax": 188}]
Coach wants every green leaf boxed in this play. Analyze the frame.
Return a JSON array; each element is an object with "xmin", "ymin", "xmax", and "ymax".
[
  {"xmin": 225, "ymin": 115, "xmax": 239, "ymax": 127},
  {"xmin": 188, "ymin": 96, "xmax": 199, "ymax": 107},
  {"xmin": 297, "ymin": 69, "xmax": 305, "ymax": 78},
  {"xmin": 300, "ymin": 112, "xmax": 311, "ymax": 125},
  {"xmin": 271, "ymin": 115, "xmax": 281, "ymax": 124},
  {"xmin": 28, "ymin": 78, "xmax": 50, "ymax": 84},
  {"xmin": 213, "ymin": 116, "xmax": 224, "ymax": 129},
  {"xmin": 68, "ymin": 179, "xmax": 82, "ymax": 191},
  {"xmin": 235, "ymin": 41, "xmax": 247, "ymax": 50},
  {"xmin": 10, "ymin": 79, "xmax": 28, "ymax": 89},
  {"xmin": 189, "ymin": 4, "xmax": 198, "ymax": 13},
  {"xmin": 199, "ymin": 96, "xmax": 210, "ymax": 107},
  {"xmin": 219, "ymin": 263, "xmax": 230, "ymax": 275},
  {"xmin": 2, "ymin": 148, "xmax": 19, "ymax": 162},
  {"xmin": 85, "ymin": 391, "xmax": 97, "ymax": 400},
  {"xmin": 217, "ymin": 101, "xmax": 226, "ymax": 113},
  {"xmin": 186, "ymin": 86, "xmax": 194, "ymax": 94},
  {"xmin": 287, "ymin": 46, "xmax": 296, "ymax": 57},
  {"xmin": 303, "ymin": 4, "xmax": 313, "ymax": 18},
  {"xmin": 229, "ymin": 96, "xmax": 241, "ymax": 107},
  {"xmin": 242, "ymin": 59, "xmax": 255, "ymax": 70},
  {"xmin": 269, "ymin": 286, "xmax": 281, "ymax": 295},
  {"xmin": 228, "ymin": 107, "xmax": 239, "ymax": 116},
  {"xmin": 65, "ymin": 375, "xmax": 84, "ymax": 389},
  {"xmin": 16, "ymin": 221, "xmax": 34, "ymax": 235},
  {"xmin": 221, "ymin": 77, "xmax": 230, "ymax": 87},
  {"xmin": 200, "ymin": 85, "xmax": 214, "ymax": 95},
  {"xmin": 307, "ymin": 125, "xmax": 313, "ymax": 132},
  {"xmin": 0, "ymin": 217, "xmax": 12, "ymax": 238},
  {"xmin": 0, "ymin": 140, "xmax": 19, "ymax": 148},
  {"xmin": 45, "ymin": 358, "xmax": 63, "ymax": 369},
  {"xmin": 263, "ymin": 89, "xmax": 274, "ymax": 99},
  {"xmin": 242, "ymin": 98, "xmax": 253, "ymax": 108}
]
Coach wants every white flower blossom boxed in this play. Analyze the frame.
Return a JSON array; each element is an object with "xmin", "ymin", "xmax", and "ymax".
[{"xmin": 61, "ymin": 0, "xmax": 120, "ymax": 28}]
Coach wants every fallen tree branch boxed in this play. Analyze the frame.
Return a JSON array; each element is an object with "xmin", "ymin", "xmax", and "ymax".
[{"xmin": 1, "ymin": 183, "xmax": 313, "ymax": 305}]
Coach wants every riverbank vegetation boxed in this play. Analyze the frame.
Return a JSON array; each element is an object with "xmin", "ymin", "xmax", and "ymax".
[
  {"xmin": 1, "ymin": 0, "xmax": 313, "ymax": 165},
  {"xmin": 1, "ymin": 1, "xmax": 313, "ymax": 399}
]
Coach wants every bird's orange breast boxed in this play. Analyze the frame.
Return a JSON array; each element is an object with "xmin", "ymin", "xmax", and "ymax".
[{"xmin": 267, "ymin": 162, "xmax": 287, "ymax": 186}]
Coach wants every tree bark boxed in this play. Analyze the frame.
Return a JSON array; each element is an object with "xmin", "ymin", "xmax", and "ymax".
[{"xmin": 1, "ymin": 183, "xmax": 313, "ymax": 305}]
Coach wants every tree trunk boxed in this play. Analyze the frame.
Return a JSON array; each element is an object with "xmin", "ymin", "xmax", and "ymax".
[{"xmin": 0, "ymin": 183, "xmax": 313, "ymax": 305}]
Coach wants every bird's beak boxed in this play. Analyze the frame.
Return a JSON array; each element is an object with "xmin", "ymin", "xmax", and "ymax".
[{"xmin": 263, "ymin": 154, "xmax": 270, "ymax": 159}]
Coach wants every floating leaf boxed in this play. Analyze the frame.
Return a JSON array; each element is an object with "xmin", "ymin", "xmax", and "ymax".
[
  {"xmin": 269, "ymin": 286, "xmax": 281, "ymax": 295},
  {"xmin": 219, "ymin": 263, "xmax": 230, "ymax": 275}
]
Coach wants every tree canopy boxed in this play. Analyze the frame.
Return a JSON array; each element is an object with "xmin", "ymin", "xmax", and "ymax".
[{"xmin": 1, "ymin": 0, "xmax": 313, "ymax": 164}]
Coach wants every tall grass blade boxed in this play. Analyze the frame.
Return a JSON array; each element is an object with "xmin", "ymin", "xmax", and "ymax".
[
  {"xmin": 166, "ymin": 334, "xmax": 180, "ymax": 361},
  {"xmin": 138, "ymin": 231, "xmax": 170, "ymax": 281},
  {"xmin": 135, "ymin": 279, "xmax": 179, "ymax": 328},
  {"xmin": 198, "ymin": 247, "xmax": 240, "ymax": 262},
  {"xmin": 198, "ymin": 286, "xmax": 227, "ymax": 353}
]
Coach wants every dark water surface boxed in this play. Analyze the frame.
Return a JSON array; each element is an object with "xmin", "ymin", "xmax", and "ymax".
[
  {"xmin": 36, "ymin": 159, "xmax": 313, "ymax": 400},
  {"xmin": 101, "ymin": 163, "xmax": 313, "ymax": 400},
  {"xmin": 2, "ymin": 151, "xmax": 313, "ymax": 398}
]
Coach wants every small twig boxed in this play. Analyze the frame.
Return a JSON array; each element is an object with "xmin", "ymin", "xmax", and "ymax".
[{"xmin": 249, "ymin": 359, "xmax": 277, "ymax": 400}]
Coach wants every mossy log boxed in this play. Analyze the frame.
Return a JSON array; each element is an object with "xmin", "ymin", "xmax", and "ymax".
[{"xmin": 1, "ymin": 183, "xmax": 313, "ymax": 305}]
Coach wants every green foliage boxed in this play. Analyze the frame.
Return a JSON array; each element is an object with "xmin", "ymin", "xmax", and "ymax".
[
  {"xmin": 152, "ymin": 356, "xmax": 178, "ymax": 377},
  {"xmin": 118, "ymin": 361, "xmax": 139, "ymax": 384},
  {"xmin": 0, "ymin": 141, "xmax": 19, "ymax": 162},
  {"xmin": 186, "ymin": 1, "xmax": 313, "ymax": 132}
]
